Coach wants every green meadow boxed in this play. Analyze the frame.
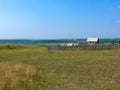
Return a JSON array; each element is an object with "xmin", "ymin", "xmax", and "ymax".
[{"xmin": 0, "ymin": 47, "xmax": 120, "ymax": 90}]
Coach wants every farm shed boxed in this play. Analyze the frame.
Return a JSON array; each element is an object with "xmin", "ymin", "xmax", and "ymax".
[{"xmin": 87, "ymin": 38, "xmax": 99, "ymax": 45}]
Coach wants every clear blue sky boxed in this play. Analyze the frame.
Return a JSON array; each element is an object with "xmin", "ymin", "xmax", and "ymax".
[{"xmin": 0, "ymin": 0, "xmax": 120, "ymax": 39}]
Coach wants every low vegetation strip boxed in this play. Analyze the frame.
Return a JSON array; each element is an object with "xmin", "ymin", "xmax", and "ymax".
[{"xmin": 0, "ymin": 48, "xmax": 120, "ymax": 90}]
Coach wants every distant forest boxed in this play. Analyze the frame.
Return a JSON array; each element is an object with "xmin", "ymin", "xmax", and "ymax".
[{"xmin": 0, "ymin": 39, "xmax": 120, "ymax": 44}]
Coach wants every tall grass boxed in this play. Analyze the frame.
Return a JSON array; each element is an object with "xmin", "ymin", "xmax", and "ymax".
[{"xmin": 0, "ymin": 63, "xmax": 36, "ymax": 90}]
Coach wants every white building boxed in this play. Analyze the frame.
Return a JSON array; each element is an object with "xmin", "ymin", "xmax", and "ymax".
[
  {"xmin": 87, "ymin": 38, "xmax": 99, "ymax": 45},
  {"xmin": 67, "ymin": 43, "xmax": 73, "ymax": 46}
]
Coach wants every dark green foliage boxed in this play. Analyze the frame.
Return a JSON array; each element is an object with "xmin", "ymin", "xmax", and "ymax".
[{"xmin": 0, "ymin": 45, "xmax": 26, "ymax": 50}]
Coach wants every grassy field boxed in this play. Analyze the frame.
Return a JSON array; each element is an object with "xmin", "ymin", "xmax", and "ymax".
[{"xmin": 0, "ymin": 47, "xmax": 120, "ymax": 90}]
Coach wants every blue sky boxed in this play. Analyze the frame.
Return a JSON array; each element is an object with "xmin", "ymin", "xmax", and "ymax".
[{"xmin": 0, "ymin": 0, "xmax": 120, "ymax": 39}]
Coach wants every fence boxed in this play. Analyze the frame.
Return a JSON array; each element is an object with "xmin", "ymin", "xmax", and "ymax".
[{"xmin": 48, "ymin": 44, "xmax": 120, "ymax": 50}]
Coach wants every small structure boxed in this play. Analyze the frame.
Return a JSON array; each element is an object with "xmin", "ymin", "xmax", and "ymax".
[
  {"xmin": 87, "ymin": 38, "xmax": 99, "ymax": 45},
  {"xmin": 57, "ymin": 43, "xmax": 66, "ymax": 46},
  {"xmin": 67, "ymin": 43, "xmax": 73, "ymax": 46}
]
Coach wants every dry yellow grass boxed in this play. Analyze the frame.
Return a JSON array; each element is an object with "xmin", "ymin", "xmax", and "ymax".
[{"xmin": 0, "ymin": 63, "xmax": 36, "ymax": 90}]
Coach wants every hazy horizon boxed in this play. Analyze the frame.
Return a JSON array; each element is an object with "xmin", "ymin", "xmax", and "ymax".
[{"xmin": 0, "ymin": 0, "xmax": 120, "ymax": 39}]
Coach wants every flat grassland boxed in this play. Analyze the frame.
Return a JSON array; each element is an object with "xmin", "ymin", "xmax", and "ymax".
[{"xmin": 0, "ymin": 47, "xmax": 120, "ymax": 90}]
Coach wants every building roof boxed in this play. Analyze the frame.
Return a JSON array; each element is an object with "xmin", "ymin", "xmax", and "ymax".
[{"xmin": 87, "ymin": 38, "xmax": 99, "ymax": 42}]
